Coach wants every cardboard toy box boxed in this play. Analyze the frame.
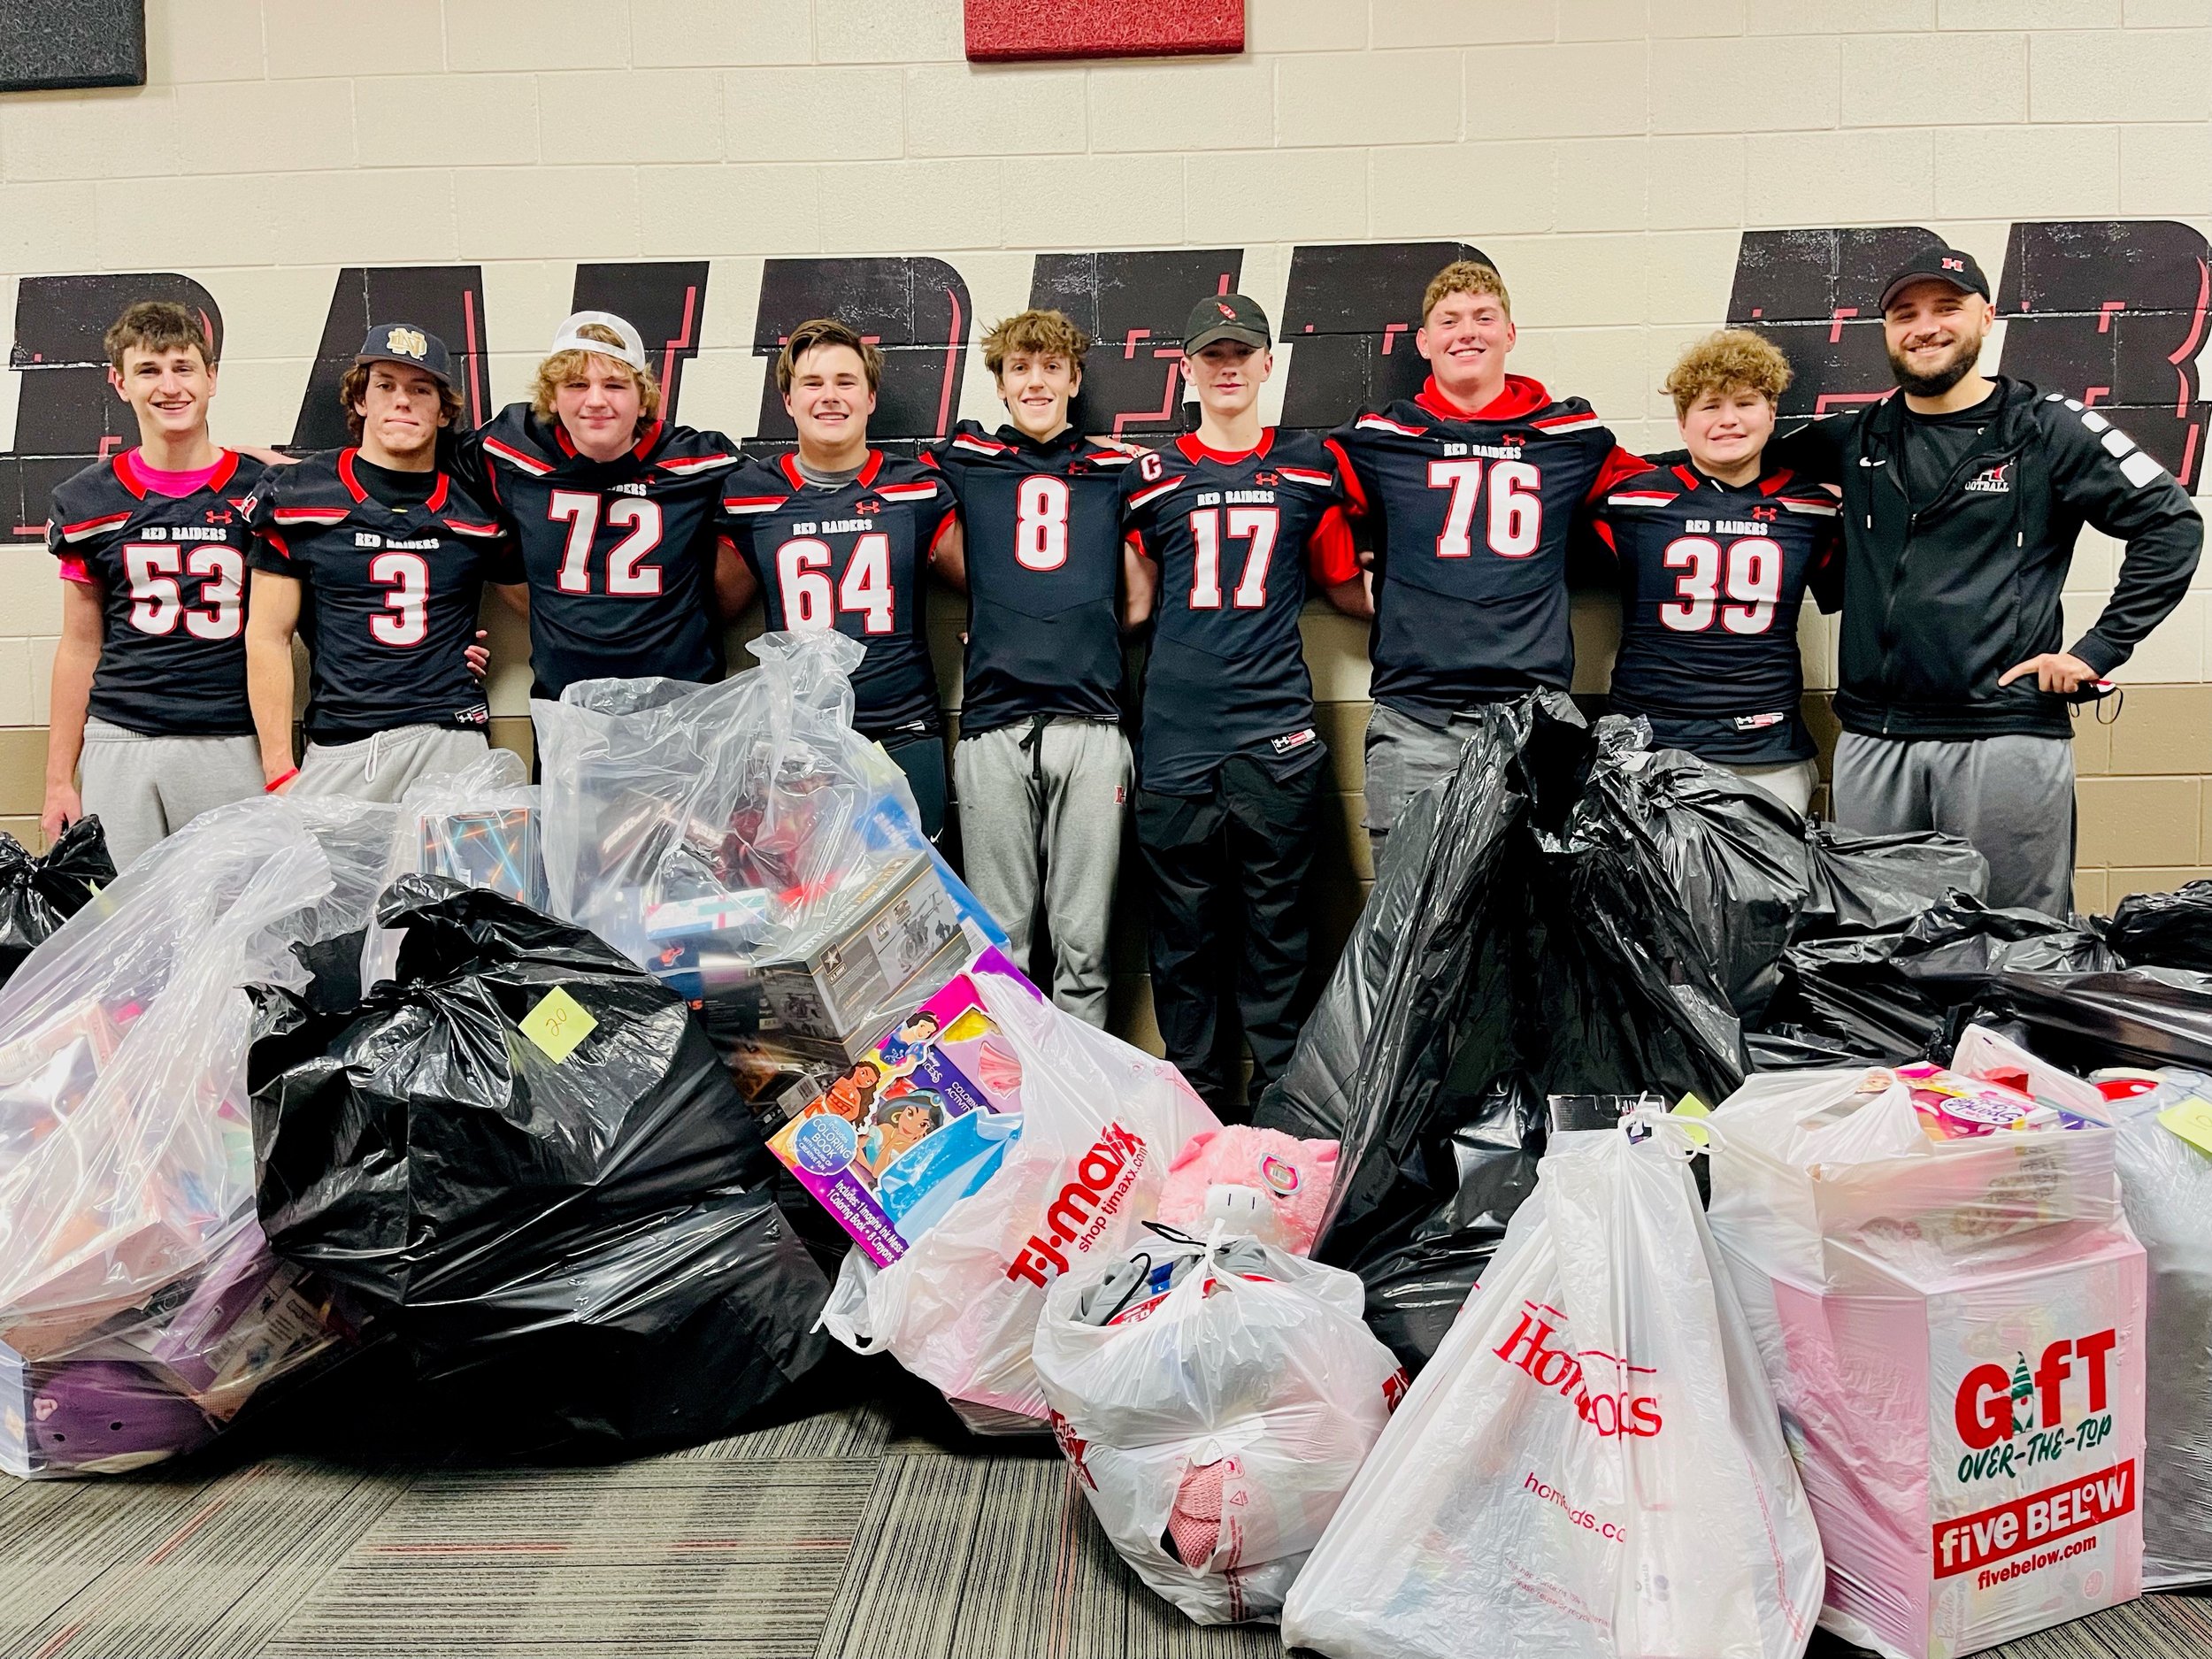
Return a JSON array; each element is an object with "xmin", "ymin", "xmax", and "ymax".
[{"xmin": 768, "ymin": 949, "xmax": 1037, "ymax": 1266}]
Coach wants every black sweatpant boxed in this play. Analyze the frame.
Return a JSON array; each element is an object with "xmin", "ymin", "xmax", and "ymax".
[
  {"xmin": 879, "ymin": 728, "xmax": 949, "ymax": 843},
  {"xmin": 1135, "ymin": 749, "xmax": 1327, "ymax": 1114}
]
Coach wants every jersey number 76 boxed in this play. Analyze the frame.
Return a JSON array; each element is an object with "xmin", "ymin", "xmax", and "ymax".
[{"xmin": 1428, "ymin": 459, "xmax": 1542, "ymax": 559}]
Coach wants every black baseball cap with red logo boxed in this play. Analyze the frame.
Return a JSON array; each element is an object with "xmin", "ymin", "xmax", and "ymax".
[
  {"xmin": 1878, "ymin": 245, "xmax": 1992, "ymax": 313},
  {"xmin": 1182, "ymin": 293, "xmax": 1271, "ymax": 356}
]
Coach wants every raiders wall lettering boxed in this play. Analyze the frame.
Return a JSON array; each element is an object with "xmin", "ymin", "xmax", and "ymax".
[{"xmin": 1, "ymin": 222, "xmax": 2201, "ymax": 536}]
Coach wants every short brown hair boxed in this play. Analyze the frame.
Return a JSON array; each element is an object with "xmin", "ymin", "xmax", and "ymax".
[
  {"xmin": 1660, "ymin": 329, "xmax": 1793, "ymax": 420},
  {"xmin": 531, "ymin": 323, "xmax": 663, "ymax": 428},
  {"xmin": 338, "ymin": 360, "xmax": 465, "ymax": 442},
  {"xmin": 776, "ymin": 317, "xmax": 881, "ymax": 396},
  {"xmin": 980, "ymin": 309, "xmax": 1092, "ymax": 380},
  {"xmin": 1421, "ymin": 260, "xmax": 1511, "ymax": 326},
  {"xmin": 104, "ymin": 300, "xmax": 215, "ymax": 372}
]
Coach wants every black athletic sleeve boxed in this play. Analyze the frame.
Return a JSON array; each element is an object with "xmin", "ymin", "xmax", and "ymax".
[{"xmin": 2040, "ymin": 403, "xmax": 2205, "ymax": 676}]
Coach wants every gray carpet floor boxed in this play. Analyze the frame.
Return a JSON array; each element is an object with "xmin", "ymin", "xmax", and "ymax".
[{"xmin": 3, "ymin": 1360, "xmax": 2208, "ymax": 1659}]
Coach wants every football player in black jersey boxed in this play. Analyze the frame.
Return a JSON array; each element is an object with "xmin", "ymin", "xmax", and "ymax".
[
  {"xmin": 1120, "ymin": 294, "xmax": 1371, "ymax": 1113},
  {"xmin": 1592, "ymin": 331, "xmax": 1840, "ymax": 815},
  {"xmin": 42, "ymin": 302, "xmax": 265, "ymax": 868},
  {"xmin": 718, "ymin": 318, "xmax": 963, "ymax": 840},
  {"xmin": 926, "ymin": 309, "xmax": 1140, "ymax": 1027},
  {"xmin": 1327, "ymin": 260, "xmax": 1648, "ymax": 852},
  {"xmin": 457, "ymin": 312, "xmax": 749, "ymax": 701},
  {"xmin": 243, "ymin": 326, "xmax": 522, "ymax": 803}
]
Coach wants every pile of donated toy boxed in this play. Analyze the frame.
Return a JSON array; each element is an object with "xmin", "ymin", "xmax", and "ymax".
[{"xmin": 5, "ymin": 634, "xmax": 2211, "ymax": 1659}]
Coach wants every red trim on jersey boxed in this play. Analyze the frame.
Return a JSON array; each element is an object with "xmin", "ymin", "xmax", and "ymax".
[
  {"xmin": 1125, "ymin": 477, "xmax": 1181, "ymax": 511},
  {"xmin": 262, "ymin": 532, "xmax": 292, "ymax": 558},
  {"xmin": 481, "ymin": 434, "xmax": 551, "ymax": 476},
  {"xmin": 1175, "ymin": 427, "xmax": 1275, "ymax": 466},
  {"xmin": 426, "ymin": 472, "xmax": 451, "ymax": 512},
  {"xmin": 445, "ymin": 518, "xmax": 502, "ymax": 536},
  {"xmin": 778, "ymin": 453, "xmax": 806, "ymax": 491},
  {"xmin": 1532, "ymin": 412, "xmax": 1601, "ymax": 432},
  {"xmin": 272, "ymin": 506, "xmax": 349, "ymax": 525},
  {"xmin": 58, "ymin": 509, "xmax": 132, "ymax": 541},
  {"xmin": 1758, "ymin": 467, "xmax": 1794, "ymax": 495},
  {"xmin": 1584, "ymin": 445, "xmax": 1649, "ymax": 505},
  {"xmin": 1589, "ymin": 518, "xmax": 1618, "ymax": 557},
  {"xmin": 1414, "ymin": 374, "xmax": 1553, "ymax": 422},
  {"xmin": 1278, "ymin": 465, "xmax": 1334, "ymax": 488},
  {"xmin": 918, "ymin": 449, "xmax": 942, "ymax": 470},
  {"xmin": 206, "ymin": 449, "xmax": 241, "ymax": 494},
  {"xmin": 878, "ymin": 482, "xmax": 939, "ymax": 502},
  {"xmin": 1323, "ymin": 437, "xmax": 1371, "ymax": 517},
  {"xmin": 1127, "ymin": 527, "xmax": 1152, "ymax": 563},
  {"xmin": 1672, "ymin": 465, "xmax": 1702, "ymax": 491},
  {"xmin": 928, "ymin": 512, "xmax": 959, "ymax": 554},
  {"xmin": 857, "ymin": 449, "xmax": 885, "ymax": 487},
  {"xmin": 110, "ymin": 451, "xmax": 147, "ymax": 501},
  {"xmin": 1354, "ymin": 412, "xmax": 1427, "ymax": 438},
  {"xmin": 338, "ymin": 448, "xmax": 368, "ymax": 503},
  {"xmin": 1307, "ymin": 504, "xmax": 1360, "ymax": 588},
  {"xmin": 721, "ymin": 494, "xmax": 787, "ymax": 513},
  {"xmin": 632, "ymin": 419, "xmax": 664, "ymax": 462}
]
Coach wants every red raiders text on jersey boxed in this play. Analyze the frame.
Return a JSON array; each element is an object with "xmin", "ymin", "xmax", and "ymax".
[
  {"xmin": 242, "ymin": 449, "xmax": 518, "ymax": 741},
  {"xmin": 1326, "ymin": 374, "xmax": 1644, "ymax": 722},
  {"xmin": 1593, "ymin": 462, "xmax": 1840, "ymax": 764},
  {"xmin": 460, "ymin": 407, "xmax": 742, "ymax": 697},
  {"xmin": 1117, "ymin": 428, "xmax": 1358, "ymax": 795},
  {"xmin": 718, "ymin": 450, "xmax": 958, "ymax": 738},
  {"xmin": 925, "ymin": 420, "xmax": 1133, "ymax": 735},
  {"xmin": 47, "ymin": 449, "xmax": 265, "ymax": 736}
]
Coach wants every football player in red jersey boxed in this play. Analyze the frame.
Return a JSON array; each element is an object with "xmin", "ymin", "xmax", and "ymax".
[
  {"xmin": 244, "ymin": 326, "xmax": 521, "ymax": 802},
  {"xmin": 926, "ymin": 310, "xmax": 1141, "ymax": 1026},
  {"xmin": 1591, "ymin": 331, "xmax": 1840, "ymax": 815},
  {"xmin": 457, "ymin": 313, "xmax": 749, "ymax": 702},
  {"xmin": 718, "ymin": 319, "xmax": 964, "ymax": 840},
  {"xmin": 1327, "ymin": 260, "xmax": 1647, "ymax": 853},
  {"xmin": 42, "ymin": 302, "xmax": 266, "ymax": 868},
  {"xmin": 1120, "ymin": 294, "xmax": 1370, "ymax": 1112}
]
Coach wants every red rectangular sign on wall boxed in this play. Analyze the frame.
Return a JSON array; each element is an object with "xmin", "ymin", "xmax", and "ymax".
[{"xmin": 964, "ymin": 0, "xmax": 1243, "ymax": 62}]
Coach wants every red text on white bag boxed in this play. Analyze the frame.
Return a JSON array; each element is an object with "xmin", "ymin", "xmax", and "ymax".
[
  {"xmin": 1954, "ymin": 1330, "xmax": 2118, "ymax": 1453},
  {"xmin": 1932, "ymin": 1460, "xmax": 2136, "ymax": 1578},
  {"xmin": 1005, "ymin": 1123, "xmax": 1148, "ymax": 1286},
  {"xmin": 1494, "ymin": 1301, "xmax": 1663, "ymax": 1438}
]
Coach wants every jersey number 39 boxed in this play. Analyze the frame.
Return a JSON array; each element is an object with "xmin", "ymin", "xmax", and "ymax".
[{"xmin": 1660, "ymin": 535, "xmax": 1780, "ymax": 634}]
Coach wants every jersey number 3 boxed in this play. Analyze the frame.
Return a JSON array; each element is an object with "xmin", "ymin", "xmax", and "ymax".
[
  {"xmin": 549, "ymin": 490, "xmax": 665, "ymax": 596},
  {"xmin": 1660, "ymin": 535, "xmax": 1780, "ymax": 634}
]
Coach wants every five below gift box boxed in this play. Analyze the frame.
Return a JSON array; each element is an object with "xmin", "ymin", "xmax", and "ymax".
[{"xmin": 768, "ymin": 950, "xmax": 1037, "ymax": 1267}]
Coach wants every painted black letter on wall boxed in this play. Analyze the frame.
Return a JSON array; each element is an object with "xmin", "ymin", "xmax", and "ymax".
[
  {"xmin": 293, "ymin": 266, "xmax": 491, "ymax": 449},
  {"xmin": 1726, "ymin": 227, "xmax": 1942, "ymax": 418},
  {"xmin": 1278, "ymin": 241, "xmax": 1490, "ymax": 431},
  {"xmin": 571, "ymin": 262, "xmax": 710, "ymax": 426},
  {"xmin": 1029, "ymin": 250, "xmax": 1241, "ymax": 439},
  {"xmin": 750, "ymin": 258, "xmax": 972, "ymax": 450}
]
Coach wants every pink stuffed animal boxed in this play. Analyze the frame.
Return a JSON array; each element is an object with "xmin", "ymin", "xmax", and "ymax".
[{"xmin": 1156, "ymin": 1125, "xmax": 1339, "ymax": 1257}]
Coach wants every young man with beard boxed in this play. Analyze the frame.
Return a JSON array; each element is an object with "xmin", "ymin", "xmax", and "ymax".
[
  {"xmin": 1783, "ymin": 245, "xmax": 2202, "ymax": 914},
  {"xmin": 718, "ymin": 318, "xmax": 962, "ymax": 840},
  {"xmin": 1119, "ymin": 294, "xmax": 1371, "ymax": 1112},
  {"xmin": 243, "ymin": 325, "xmax": 522, "ymax": 802},
  {"xmin": 1325, "ymin": 260, "xmax": 1647, "ymax": 854},
  {"xmin": 925, "ymin": 309, "xmax": 1140, "ymax": 1027},
  {"xmin": 1591, "ymin": 330, "xmax": 1840, "ymax": 816},
  {"xmin": 459, "ymin": 312, "xmax": 749, "ymax": 700},
  {"xmin": 42, "ymin": 302, "xmax": 265, "ymax": 867}
]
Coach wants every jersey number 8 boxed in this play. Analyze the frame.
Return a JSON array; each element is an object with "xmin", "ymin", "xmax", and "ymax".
[
  {"xmin": 549, "ymin": 490, "xmax": 664, "ymax": 596},
  {"xmin": 1660, "ymin": 535, "xmax": 1780, "ymax": 634},
  {"xmin": 1014, "ymin": 474, "xmax": 1070, "ymax": 572}
]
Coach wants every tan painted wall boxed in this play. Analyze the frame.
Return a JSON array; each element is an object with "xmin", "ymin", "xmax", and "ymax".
[{"xmin": 0, "ymin": 0, "xmax": 2207, "ymax": 1025}]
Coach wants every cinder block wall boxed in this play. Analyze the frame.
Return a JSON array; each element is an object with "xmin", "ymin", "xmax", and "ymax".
[{"xmin": 0, "ymin": 0, "xmax": 2207, "ymax": 1044}]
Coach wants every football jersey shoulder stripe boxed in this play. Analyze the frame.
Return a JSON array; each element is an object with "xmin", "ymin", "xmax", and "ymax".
[
  {"xmin": 1125, "ymin": 476, "xmax": 1184, "ymax": 511},
  {"xmin": 951, "ymin": 434, "xmax": 1011, "ymax": 457},
  {"xmin": 1083, "ymin": 449, "xmax": 1134, "ymax": 467},
  {"xmin": 272, "ymin": 506, "xmax": 350, "ymax": 525},
  {"xmin": 1356, "ymin": 412, "xmax": 1426, "ymax": 437},
  {"xmin": 446, "ymin": 518, "xmax": 503, "ymax": 537},
  {"xmin": 1532, "ymin": 412, "xmax": 1601, "ymax": 433},
  {"xmin": 656, "ymin": 452, "xmax": 738, "ymax": 476},
  {"xmin": 1606, "ymin": 491, "xmax": 1678, "ymax": 507},
  {"xmin": 876, "ymin": 481, "xmax": 940, "ymax": 501},
  {"xmin": 58, "ymin": 510, "xmax": 133, "ymax": 541},
  {"xmin": 721, "ymin": 494, "xmax": 787, "ymax": 514},
  {"xmin": 1277, "ymin": 465, "xmax": 1335, "ymax": 487},
  {"xmin": 480, "ymin": 434, "xmax": 554, "ymax": 477},
  {"xmin": 1778, "ymin": 497, "xmax": 1839, "ymax": 516}
]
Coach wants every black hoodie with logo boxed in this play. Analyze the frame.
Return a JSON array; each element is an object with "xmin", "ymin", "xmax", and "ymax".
[{"xmin": 1782, "ymin": 377, "xmax": 2201, "ymax": 741}]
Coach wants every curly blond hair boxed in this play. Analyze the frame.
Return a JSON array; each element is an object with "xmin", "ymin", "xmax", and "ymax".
[
  {"xmin": 1661, "ymin": 329, "xmax": 1793, "ymax": 420},
  {"xmin": 532, "ymin": 322, "xmax": 662, "ymax": 428},
  {"xmin": 1421, "ymin": 260, "xmax": 1511, "ymax": 325},
  {"xmin": 980, "ymin": 309, "xmax": 1092, "ymax": 380}
]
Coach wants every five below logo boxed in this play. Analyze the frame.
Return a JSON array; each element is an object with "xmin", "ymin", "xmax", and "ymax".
[
  {"xmin": 1005, "ymin": 1122, "xmax": 1148, "ymax": 1286},
  {"xmin": 1955, "ymin": 1330, "xmax": 2117, "ymax": 1452},
  {"xmin": 1494, "ymin": 1300, "xmax": 1663, "ymax": 1438},
  {"xmin": 1963, "ymin": 460, "xmax": 2014, "ymax": 494}
]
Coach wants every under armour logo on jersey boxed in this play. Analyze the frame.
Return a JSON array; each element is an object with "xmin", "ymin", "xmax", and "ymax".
[
  {"xmin": 204, "ymin": 507, "xmax": 232, "ymax": 524},
  {"xmin": 856, "ymin": 498, "xmax": 882, "ymax": 515},
  {"xmin": 383, "ymin": 326, "xmax": 428, "ymax": 359},
  {"xmin": 1751, "ymin": 505, "xmax": 1778, "ymax": 521},
  {"xmin": 1962, "ymin": 461, "xmax": 2013, "ymax": 494},
  {"xmin": 1253, "ymin": 471, "xmax": 1279, "ymax": 486}
]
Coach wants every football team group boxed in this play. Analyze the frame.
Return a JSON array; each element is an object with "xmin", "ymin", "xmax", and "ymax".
[{"xmin": 40, "ymin": 248, "xmax": 2204, "ymax": 1110}]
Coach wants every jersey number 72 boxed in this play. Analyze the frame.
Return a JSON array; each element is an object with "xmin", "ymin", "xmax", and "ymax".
[{"xmin": 549, "ymin": 490, "xmax": 664, "ymax": 595}]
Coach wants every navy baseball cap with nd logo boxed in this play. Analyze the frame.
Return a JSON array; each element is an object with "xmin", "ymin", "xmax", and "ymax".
[
  {"xmin": 1182, "ymin": 293, "xmax": 1271, "ymax": 356},
  {"xmin": 355, "ymin": 322, "xmax": 454, "ymax": 386},
  {"xmin": 1878, "ymin": 245, "xmax": 1991, "ymax": 312}
]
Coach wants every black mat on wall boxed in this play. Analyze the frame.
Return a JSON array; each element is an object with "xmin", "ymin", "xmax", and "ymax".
[{"xmin": 0, "ymin": 0, "xmax": 143, "ymax": 93}]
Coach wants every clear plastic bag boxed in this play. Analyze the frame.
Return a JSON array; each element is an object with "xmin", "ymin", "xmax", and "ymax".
[
  {"xmin": 1032, "ymin": 1225, "xmax": 1402, "ymax": 1624},
  {"xmin": 0, "ymin": 799, "xmax": 361, "ymax": 1477},
  {"xmin": 1282, "ymin": 1117, "xmax": 1823, "ymax": 1659},
  {"xmin": 819, "ymin": 968, "xmax": 1219, "ymax": 1425},
  {"xmin": 359, "ymin": 747, "xmax": 540, "ymax": 990}
]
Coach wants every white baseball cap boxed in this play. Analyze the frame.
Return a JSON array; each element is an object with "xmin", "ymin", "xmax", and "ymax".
[{"xmin": 549, "ymin": 311, "xmax": 648, "ymax": 373}]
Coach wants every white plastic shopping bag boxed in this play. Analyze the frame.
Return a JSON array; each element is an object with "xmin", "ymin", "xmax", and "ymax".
[
  {"xmin": 1282, "ymin": 1116, "xmax": 1822, "ymax": 1659},
  {"xmin": 820, "ymin": 969, "xmax": 1218, "ymax": 1424},
  {"xmin": 1031, "ymin": 1225, "xmax": 1403, "ymax": 1624},
  {"xmin": 1709, "ymin": 1034, "xmax": 2146, "ymax": 1659}
]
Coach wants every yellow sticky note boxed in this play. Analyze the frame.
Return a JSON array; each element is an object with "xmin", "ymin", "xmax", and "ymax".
[
  {"xmin": 2157, "ymin": 1095, "xmax": 2212, "ymax": 1157},
  {"xmin": 519, "ymin": 987, "xmax": 596, "ymax": 1063},
  {"xmin": 1672, "ymin": 1092, "xmax": 1712, "ymax": 1147}
]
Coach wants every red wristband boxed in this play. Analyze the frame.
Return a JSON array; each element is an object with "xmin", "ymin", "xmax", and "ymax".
[{"xmin": 264, "ymin": 767, "xmax": 299, "ymax": 794}]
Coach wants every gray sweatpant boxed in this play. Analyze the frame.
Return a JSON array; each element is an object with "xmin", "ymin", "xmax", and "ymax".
[
  {"xmin": 1363, "ymin": 695, "xmax": 1585, "ymax": 852},
  {"xmin": 1832, "ymin": 730, "xmax": 2076, "ymax": 917},
  {"xmin": 954, "ymin": 717, "xmax": 1131, "ymax": 1027},
  {"xmin": 292, "ymin": 725, "xmax": 490, "ymax": 805},
  {"xmin": 79, "ymin": 717, "xmax": 265, "ymax": 872},
  {"xmin": 1724, "ymin": 757, "xmax": 1820, "ymax": 818}
]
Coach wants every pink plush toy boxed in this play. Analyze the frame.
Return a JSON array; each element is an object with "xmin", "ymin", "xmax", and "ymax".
[{"xmin": 1156, "ymin": 1125, "xmax": 1340, "ymax": 1257}]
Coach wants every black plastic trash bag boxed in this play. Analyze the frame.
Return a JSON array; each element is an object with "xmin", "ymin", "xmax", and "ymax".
[
  {"xmin": 1945, "ymin": 965, "xmax": 2212, "ymax": 1077},
  {"xmin": 0, "ymin": 818, "xmax": 116, "ymax": 987},
  {"xmin": 2105, "ymin": 879, "xmax": 2212, "ymax": 974},
  {"xmin": 249, "ymin": 876, "xmax": 829, "ymax": 1452},
  {"xmin": 1757, "ymin": 895, "xmax": 2116, "ymax": 1064}
]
